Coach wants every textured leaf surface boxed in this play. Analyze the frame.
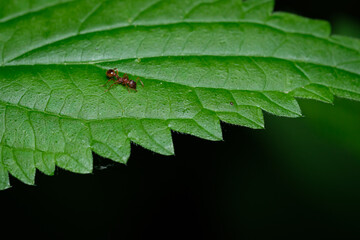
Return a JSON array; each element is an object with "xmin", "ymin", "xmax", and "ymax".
[{"xmin": 0, "ymin": 0, "xmax": 359, "ymax": 189}]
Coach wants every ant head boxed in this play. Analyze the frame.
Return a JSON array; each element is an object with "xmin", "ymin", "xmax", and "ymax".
[
  {"xmin": 106, "ymin": 69, "xmax": 116, "ymax": 78},
  {"xmin": 129, "ymin": 80, "xmax": 136, "ymax": 89}
]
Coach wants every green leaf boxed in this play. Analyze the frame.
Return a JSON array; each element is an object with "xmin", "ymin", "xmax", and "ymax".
[{"xmin": 0, "ymin": 0, "xmax": 359, "ymax": 189}]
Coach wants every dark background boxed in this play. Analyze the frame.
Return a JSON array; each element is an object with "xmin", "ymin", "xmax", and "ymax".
[{"xmin": 1, "ymin": 1, "xmax": 360, "ymax": 239}]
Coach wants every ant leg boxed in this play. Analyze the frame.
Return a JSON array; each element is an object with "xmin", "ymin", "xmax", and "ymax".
[
  {"xmin": 136, "ymin": 77, "xmax": 144, "ymax": 87},
  {"xmin": 125, "ymin": 85, "xmax": 130, "ymax": 92},
  {"xmin": 105, "ymin": 82, "xmax": 117, "ymax": 92},
  {"xmin": 122, "ymin": 73, "xmax": 129, "ymax": 80},
  {"xmin": 101, "ymin": 78, "xmax": 113, "ymax": 87}
]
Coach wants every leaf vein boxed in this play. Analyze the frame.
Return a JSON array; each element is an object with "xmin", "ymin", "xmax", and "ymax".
[{"xmin": 6, "ymin": 21, "xmax": 359, "ymax": 66}]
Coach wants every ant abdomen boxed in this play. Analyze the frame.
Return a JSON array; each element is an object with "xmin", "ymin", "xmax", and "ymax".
[{"xmin": 128, "ymin": 80, "xmax": 136, "ymax": 89}]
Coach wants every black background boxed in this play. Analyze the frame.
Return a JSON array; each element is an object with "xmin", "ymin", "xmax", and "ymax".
[{"xmin": 1, "ymin": 1, "xmax": 360, "ymax": 239}]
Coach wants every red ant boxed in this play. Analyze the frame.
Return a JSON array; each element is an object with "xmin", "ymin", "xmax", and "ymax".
[{"xmin": 102, "ymin": 68, "xmax": 143, "ymax": 92}]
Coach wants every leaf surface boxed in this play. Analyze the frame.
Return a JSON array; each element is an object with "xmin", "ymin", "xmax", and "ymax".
[{"xmin": 0, "ymin": 0, "xmax": 359, "ymax": 189}]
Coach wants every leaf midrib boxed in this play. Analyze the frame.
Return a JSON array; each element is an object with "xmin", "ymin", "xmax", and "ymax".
[
  {"xmin": 1, "ymin": 56, "xmax": 359, "ymax": 120},
  {"xmin": 2, "ymin": 55, "xmax": 359, "ymax": 82}
]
